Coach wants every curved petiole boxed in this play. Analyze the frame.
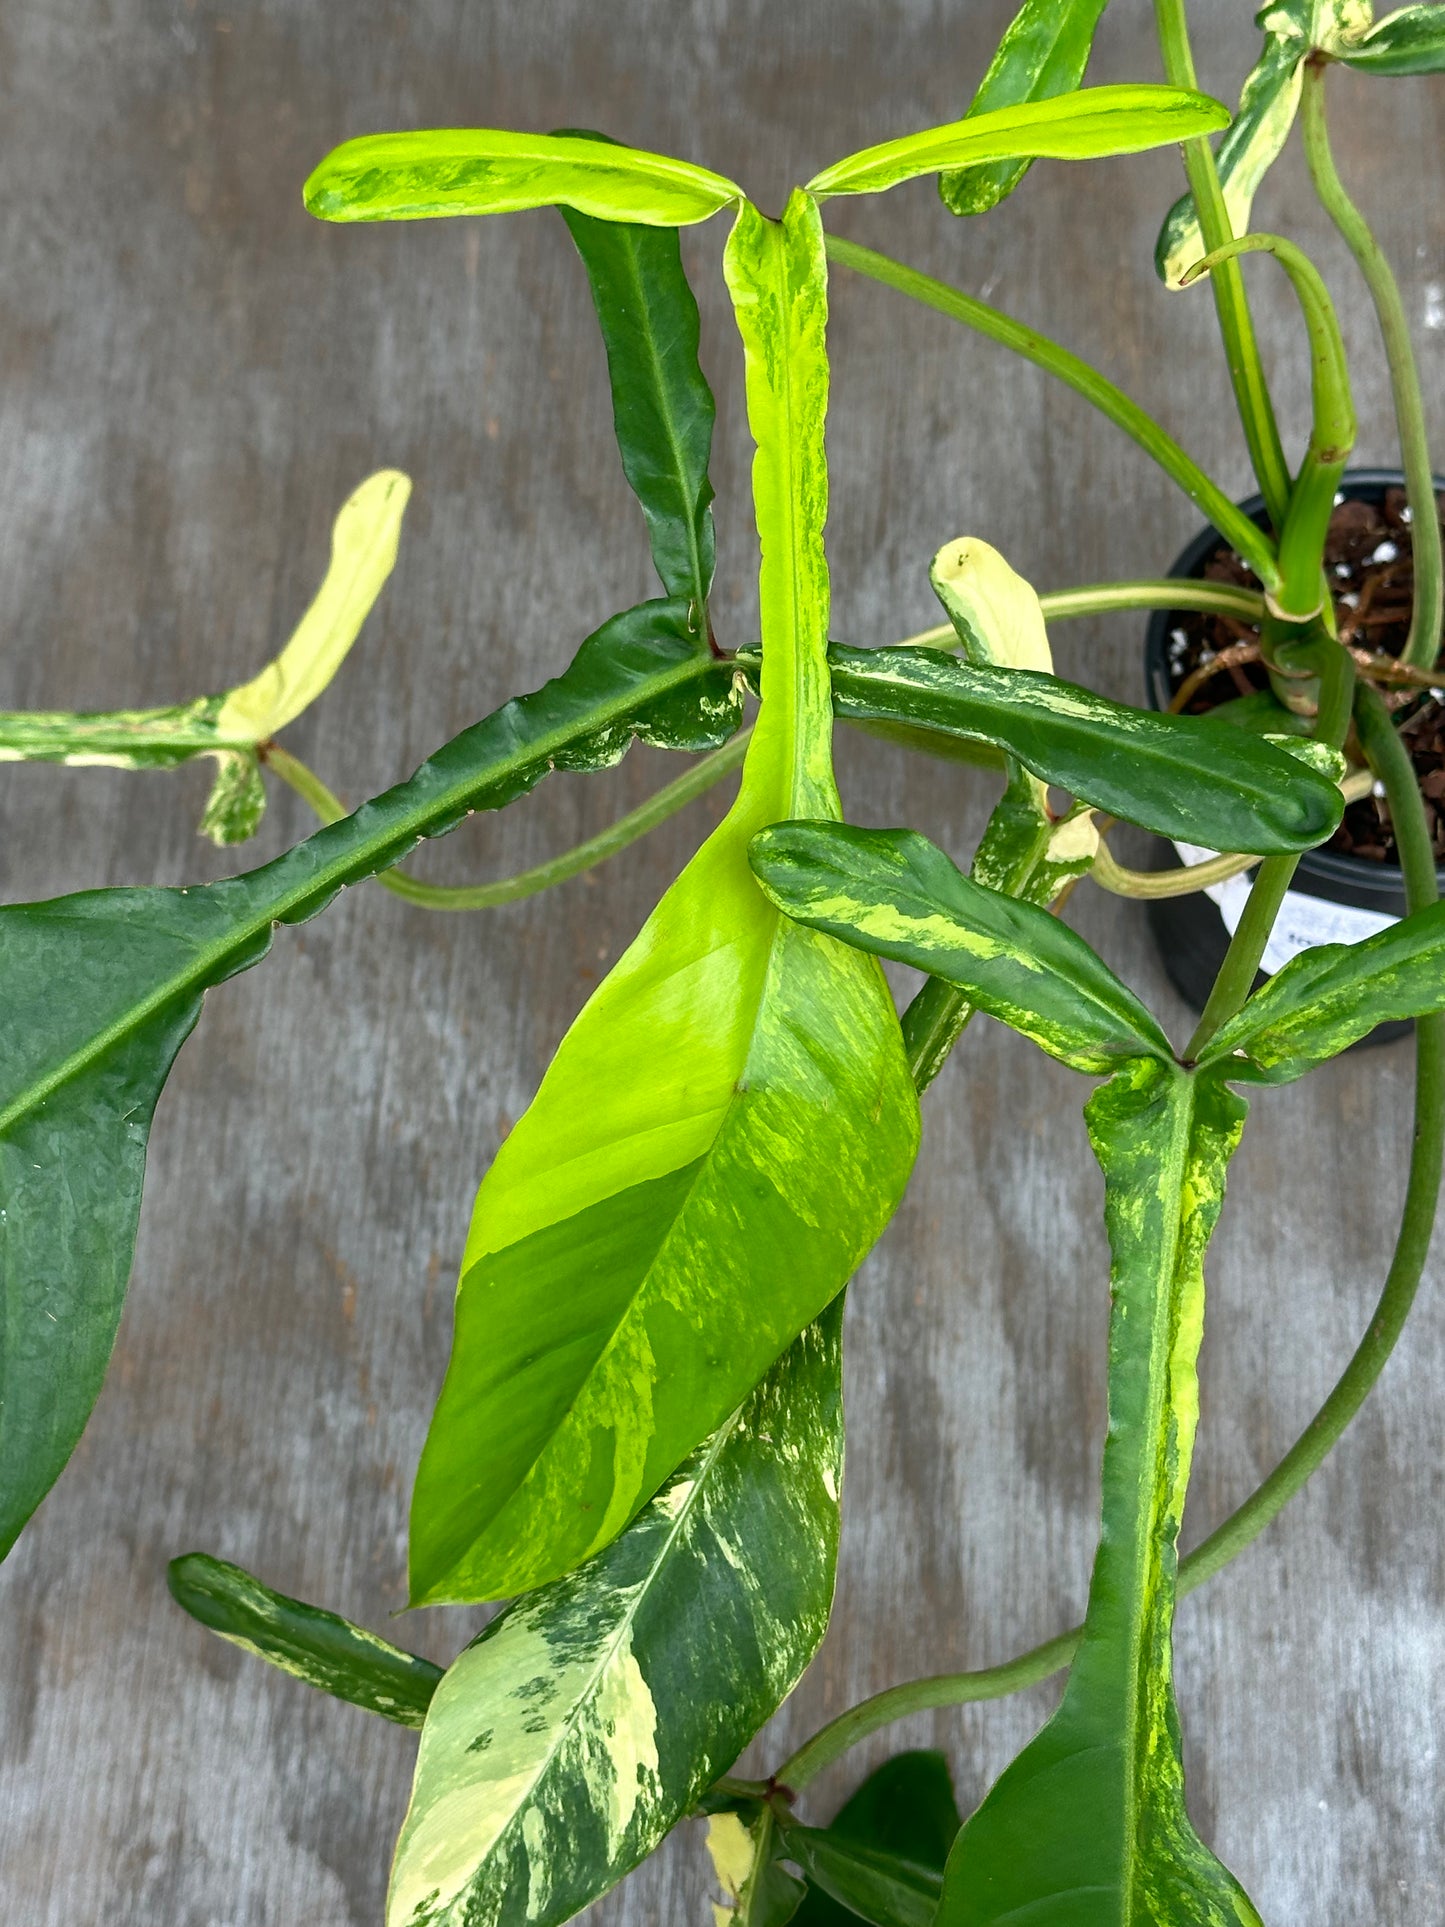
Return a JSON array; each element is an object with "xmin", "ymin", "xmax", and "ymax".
[
  {"xmin": 1151, "ymin": 0, "xmax": 1292, "ymax": 527},
  {"xmin": 1183, "ymin": 233, "xmax": 1356, "ymax": 622},
  {"xmin": 262, "ymin": 731, "xmax": 749, "ymax": 911},
  {"xmin": 1300, "ymin": 57, "xmax": 1442, "ymax": 672},
  {"xmin": 824, "ymin": 234, "xmax": 1282, "ymax": 594}
]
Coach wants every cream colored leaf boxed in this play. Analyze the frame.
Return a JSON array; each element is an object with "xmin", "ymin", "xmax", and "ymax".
[
  {"xmin": 216, "ymin": 469, "xmax": 411, "ymax": 741},
  {"xmin": 928, "ymin": 538, "xmax": 1052, "ymax": 673}
]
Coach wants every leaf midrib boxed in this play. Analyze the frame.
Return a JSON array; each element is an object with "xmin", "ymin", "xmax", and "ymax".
[
  {"xmin": 1115, "ymin": 1073, "xmax": 1195, "ymax": 1924},
  {"xmin": 0, "ymin": 649, "xmax": 717, "ymax": 1143}
]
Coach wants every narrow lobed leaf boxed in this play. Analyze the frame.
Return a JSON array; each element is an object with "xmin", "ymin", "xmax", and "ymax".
[
  {"xmin": 939, "ymin": 0, "xmax": 1111, "ymax": 217},
  {"xmin": 387, "ymin": 1303, "xmax": 846, "ymax": 1927},
  {"xmin": 826, "ymin": 644, "xmax": 1343, "ymax": 854},
  {"xmin": 406, "ymin": 192, "xmax": 918, "ymax": 1609},
  {"xmin": 805, "ymin": 84, "xmax": 1228, "ymax": 201},
  {"xmin": 0, "ymin": 597, "xmax": 739, "ymax": 1564},
  {"xmin": 167, "ymin": 1553, "xmax": 442, "ymax": 1728},
  {"xmin": 303, "ymin": 128, "xmax": 740, "ymax": 228},
  {"xmin": 749, "ymin": 822, "xmax": 1172, "ymax": 1074},
  {"xmin": 1199, "ymin": 894, "xmax": 1445, "ymax": 1081},
  {"xmin": 939, "ymin": 1061, "xmax": 1260, "ymax": 1926}
]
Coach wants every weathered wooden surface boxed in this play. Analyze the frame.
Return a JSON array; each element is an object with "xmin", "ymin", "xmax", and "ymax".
[{"xmin": 1, "ymin": 2, "xmax": 1442, "ymax": 1921}]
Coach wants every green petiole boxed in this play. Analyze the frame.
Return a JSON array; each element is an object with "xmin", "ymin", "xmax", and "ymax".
[
  {"xmin": 1184, "ymin": 633, "xmax": 1355, "ymax": 1060},
  {"xmin": 263, "ymin": 732, "xmax": 750, "ymax": 911},
  {"xmin": 1151, "ymin": 0, "xmax": 1291, "ymax": 528},
  {"xmin": 824, "ymin": 234, "xmax": 1282, "ymax": 594},
  {"xmin": 1301, "ymin": 57, "xmax": 1442, "ymax": 673},
  {"xmin": 1183, "ymin": 232, "xmax": 1356, "ymax": 623}
]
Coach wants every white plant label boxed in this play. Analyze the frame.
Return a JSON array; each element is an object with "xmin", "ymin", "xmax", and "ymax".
[{"xmin": 1173, "ymin": 841, "xmax": 1397, "ymax": 976}]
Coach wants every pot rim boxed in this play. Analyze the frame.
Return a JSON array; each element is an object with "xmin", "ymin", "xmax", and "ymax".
[{"xmin": 1143, "ymin": 464, "xmax": 1445, "ymax": 896}]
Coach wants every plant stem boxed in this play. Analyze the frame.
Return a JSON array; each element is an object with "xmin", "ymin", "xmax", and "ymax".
[
  {"xmin": 262, "ymin": 732, "xmax": 749, "ymax": 910},
  {"xmin": 1038, "ymin": 580, "xmax": 1267, "ymax": 625},
  {"xmin": 1184, "ymin": 635, "xmax": 1355, "ymax": 1058},
  {"xmin": 824, "ymin": 235, "xmax": 1281, "ymax": 594},
  {"xmin": 1300, "ymin": 58, "xmax": 1443, "ymax": 672},
  {"xmin": 778, "ymin": 688, "xmax": 1443, "ymax": 1800},
  {"xmin": 1151, "ymin": 0, "xmax": 1291, "ymax": 528}
]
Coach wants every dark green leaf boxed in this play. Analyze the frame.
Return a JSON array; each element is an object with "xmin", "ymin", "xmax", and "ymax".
[
  {"xmin": 557, "ymin": 135, "xmax": 716, "ymax": 612},
  {"xmin": 167, "ymin": 1553, "xmax": 442, "ymax": 1728},
  {"xmin": 793, "ymin": 1751, "xmax": 961, "ymax": 1927},
  {"xmin": 826, "ymin": 1750, "xmax": 961, "ymax": 1869},
  {"xmin": 939, "ymin": 1062, "xmax": 1260, "ymax": 1926},
  {"xmin": 827, "ymin": 644, "xmax": 1343, "ymax": 854},
  {"xmin": 940, "ymin": 0, "xmax": 1110, "ymax": 216},
  {"xmin": 0, "ymin": 597, "xmax": 740, "ymax": 1563},
  {"xmin": 749, "ymin": 823, "xmax": 1170, "ymax": 1074},
  {"xmin": 782, "ymin": 1825, "xmax": 941, "ymax": 1927},
  {"xmin": 387, "ymin": 1304, "xmax": 845, "ymax": 1927},
  {"xmin": 1339, "ymin": 4, "xmax": 1445, "ymax": 75},
  {"xmin": 406, "ymin": 194, "xmax": 918, "ymax": 1609},
  {"xmin": 1199, "ymin": 894, "xmax": 1445, "ymax": 1081}
]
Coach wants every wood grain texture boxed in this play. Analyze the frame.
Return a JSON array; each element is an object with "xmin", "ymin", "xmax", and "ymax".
[{"xmin": 0, "ymin": 2, "xmax": 1441, "ymax": 1921}]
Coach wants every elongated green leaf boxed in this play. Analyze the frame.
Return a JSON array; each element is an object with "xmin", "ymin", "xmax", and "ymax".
[
  {"xmin": 781, "ymin": 1826, "xmax": 941, "ymax": 1927},
  {"xmin": 749, "ymin": 823, "xmax": 1170, "ymax": 1074},
  {"xmin": 407, "ymin": 192, "xmax": 918, "ymax": 1608},
  {"xmin": 1340, "ymin": 4, "xmax": 1445, "ymax": 73},
  {"xmin": 1200, "ymin": 894, "xmax": 1445, "ymax": 1081},
  {"xmin": 387, "ymin": 1303, "xmax": 845, "ymax": 1927},
  {"xmin": 303, "ymin": 129, "xmax": 739, "ymax": 228},
  {"xmin": 557, "ymin": 139, "xmax": 717, "ymax": 614},
  {"xmin": 0, "ymin": 599, "xmax": 740, "ymax": 1564},
  {"xmin": 928, "ymin": 537, "xmax": 1052, "ymax": 672},
  {"xmin": 167, "ymin": 1553, "xmax": 441, "ymax": 1728},
  {"xmin": 940, "ymin": 0, "xmax": 1111, "ymax": 216},
  {"xmin": 805, "ymin": 85, "xmax": 1228, "ymax": 201},
  {"xmin": 793, "ymin": 1752, "xmax": 961, "ymax": 1927},
  {"xmin": 939, "ymin": 1061, "xmax": 1259, "ymax": 1927},
  {"xmin": 0, "ymin": 470, "xmax": 412, "ymax": 845},
  {"xmin": 826, "ymin": 645, "xmax": 1341, "ymax": 854},
  {"xmin": 1154, "ymin": 2, "xmax": 1373, "ymax": 287}
]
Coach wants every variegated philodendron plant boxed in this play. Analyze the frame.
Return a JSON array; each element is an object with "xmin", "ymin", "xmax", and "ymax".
[{"xmin": 4, "ymin": 2, "xmax": 1444, "ymax": 1923}]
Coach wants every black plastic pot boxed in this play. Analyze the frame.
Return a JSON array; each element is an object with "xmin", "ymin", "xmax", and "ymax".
[{"xmin": 1143, "ymin": 467, "xmax": 1445, "ymax": 1042}]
